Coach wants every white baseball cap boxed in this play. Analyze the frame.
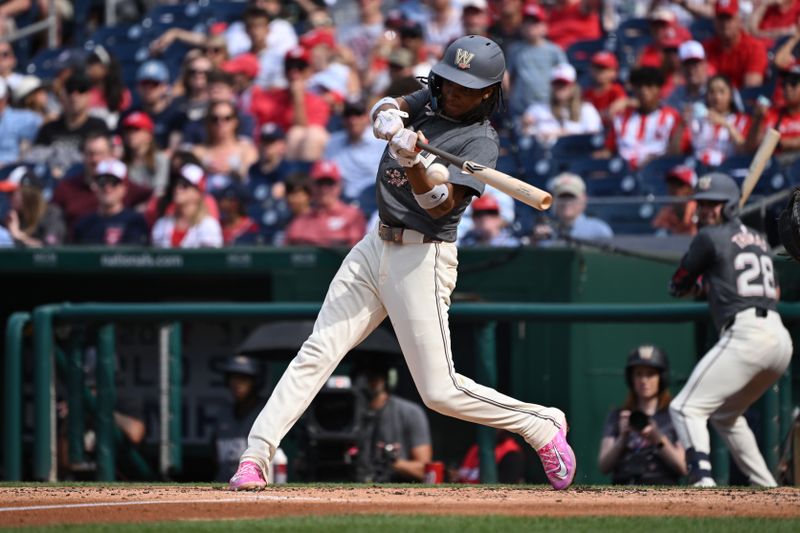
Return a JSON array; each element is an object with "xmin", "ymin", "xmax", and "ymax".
[
  {"xmin": 679, "ymin": 40, "xmax": 706, "ymax": 62},
  {"xmin": 551, "ymin": 63, "xmax": 577, "ymax": 84},
  {"xmin": 463, "ymin": 0, "xmax": 488, "ymax": 10},
  {"xmin": 95, "ymin": 159, "xmax": 127, "ymax": 181},
  {"xmin": 550, "ymin": 172, "xmax": 586, "ymax": 197}
]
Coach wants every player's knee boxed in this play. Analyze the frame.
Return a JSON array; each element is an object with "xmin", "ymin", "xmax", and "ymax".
[{"xmin": 419, "ymin": 388, "xmax": 457, "ymax": 415}]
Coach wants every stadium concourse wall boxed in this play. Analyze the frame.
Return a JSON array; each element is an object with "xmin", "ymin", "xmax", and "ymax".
[{"xmin": 0, "ymin": 246, "xmax": 797, "ymax": 484}]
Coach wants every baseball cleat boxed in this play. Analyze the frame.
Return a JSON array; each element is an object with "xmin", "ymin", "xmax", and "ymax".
[
  {"xmin": 691, "ymin": 477, "xmax": 717, "ymax": 488},
  {"xmin": 228, "ymin": 460, "xmax": 268, "ymax": 491},
  {"xmin": 536, "ymin": 414, "xmax": 576, "ymax": 490}
]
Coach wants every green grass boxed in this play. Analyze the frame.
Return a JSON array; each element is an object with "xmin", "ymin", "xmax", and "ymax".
[{"xmin": 2, "ymin": 515, "xmax": 798, "ymax": 533}]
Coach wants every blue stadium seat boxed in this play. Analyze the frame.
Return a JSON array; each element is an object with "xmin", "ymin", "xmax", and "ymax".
[
  {"xmin": 638, "ymin": 155, "xmax": 697, "ymax": 196},
  {"xmin": 550, "ymin": 133, "xmax": 606, "ymax": 162},
  {"xmin": 24, "ymin": 47, "xmax": 68, "ymax": 78},
  {"xmin": 567, "ymin": 39, "xmax": 612, "ymax": 87},
  {"xmin": 200, "ymin": 1, "xmax": 248, "ymax": 25},
  {"xmin": 354, "ymin": 184, "xmax": 378, "ymax": 218},
  {"xmin": 689, "ymin": 17, "xmax": 715, "ymax": 43},
  {"xmin": 738, "ymin": 83, "xmax": 774, "ymax": 114},
  {"xmin": 585, "ymin": 200, "xmax": 662, "ymax": 235},
  {"xmin": 614, "ymin": 18, "xmax": 652, "ymax": 70},
  {"xmin": 518, "ymin": 146, "xmax": 557, "ymax": 189},
  {"xmin": 88, "ymin": 24, "xmax": 146, "ymax": 48},
  {"xmin": 560, "ymin": 156, "xmax": 639, "ymax": 196},
  {"xmin": 708, "ymin": 155, "xmax": 789, "ymax": 197}
]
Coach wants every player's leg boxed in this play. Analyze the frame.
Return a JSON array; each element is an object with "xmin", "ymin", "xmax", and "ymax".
[
  {"xmin": 234, "ymin": 232, "xmax": 388, "ymax": 486},
  {"xmin": 708, "ymin": 314, "xmax": 793, "ymax": 486},
  {"xmin": 380, "ymin": 241, "xmax": 574, "ymax": 489}
]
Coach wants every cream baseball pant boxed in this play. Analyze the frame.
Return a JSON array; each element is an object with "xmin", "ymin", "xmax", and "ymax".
[
  {"xmin": 670, "ymin": 308, "xmax": 793, "ymax": 487},
  {"xmin": 241, "ymin": 228, "xmax": 564, "ymax": 474}
]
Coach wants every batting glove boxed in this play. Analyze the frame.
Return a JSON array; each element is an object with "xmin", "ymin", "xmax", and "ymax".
[
  {"xmin": 374, "ymin": 109, "xmax": 408, "ymax": 141},
  {"xmin": 389, "ymin": 128, "xmax": 421, "ymax": 167}
]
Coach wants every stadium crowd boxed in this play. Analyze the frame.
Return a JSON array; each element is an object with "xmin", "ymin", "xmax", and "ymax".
[{"xmin": 0, "ymin": 0, "xmax": 799, "ymax": 248}]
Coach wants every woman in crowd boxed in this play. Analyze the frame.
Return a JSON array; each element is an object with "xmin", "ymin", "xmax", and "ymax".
[
  {"xmin": 120, "ymin": 111, "xmax": 169, "ymax": 196},
  {"xmin": 193, "ymin": 99, "xmax": 258, "ymax": 193},
  {"xmin": 673, "ymin": 74, "xmax": 748, "ymax": 166},
  {"xmin": 85, "ymin": 45, "xmax": 131, "ymax": 128},
  {"xmin": 151, "ymin": 160, "xmax": 223, "ymax": 248},
  {"xmin": 598, "ymin": 345, "xmax": 687, "ymax": 485},
  {"xmin": 0, "ymin": 165, "xmax": 65, "ymax": 247},
  {"xmin": 519, "ymin": 63, "xmax": 602, "ymax": 147}
]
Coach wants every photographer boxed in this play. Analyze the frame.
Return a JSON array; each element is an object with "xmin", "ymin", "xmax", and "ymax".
[
  {"xmin": 597, "ymin": 346, "xmax": 687, "ymax": 485},
  {"xmin": 351, "ymin": 356, "xmax": 433, "ymax": 483}
]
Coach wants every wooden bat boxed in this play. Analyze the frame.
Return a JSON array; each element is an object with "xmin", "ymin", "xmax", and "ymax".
[
  {"xmin": 417, "ymin": 140, "xmax": 553, "ymax": 211},
  {"xmin": 740, "ymin": 128, "xmax": 781, "ymax": 209}
]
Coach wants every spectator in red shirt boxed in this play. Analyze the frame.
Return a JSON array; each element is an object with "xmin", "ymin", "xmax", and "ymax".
[
  {"xmin": 583, "ymin": 51, "xmax": 628, "ymax": 128},
  {"xmin": 748, "ymin": 0, "xmax": 800, "ymax": 46},
  {"xmin": 636, "ymin": 8, "xmax": 689, "ymax": 70},
  {"xmin": 284, "ymin": 160, "xmax": 366, "ymax": 247},
  {"xmin": 703, "ymin": 0, "xmax": 768, "ymax": 88},
  {"xmin": 250, "ymin": 47, "xmax": 330, "ymax": 162},
  {"xmin": 546, "ymin": 0, "xmax": 602, "ymax": 50},
  {"xmin": 748, "ymin": 62, "xmax": 800, "ymax": 163}
]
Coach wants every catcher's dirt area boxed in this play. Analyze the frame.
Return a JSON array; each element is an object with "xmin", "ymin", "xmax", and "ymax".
[{"xmin": 1, "ymin": 486, "xmax": 800, "ymax": 527}]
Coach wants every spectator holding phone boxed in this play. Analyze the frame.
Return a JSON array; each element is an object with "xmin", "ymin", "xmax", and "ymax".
[{"xmin": 597, "ymin": 345, "xmax": 687, "ymax": 485}]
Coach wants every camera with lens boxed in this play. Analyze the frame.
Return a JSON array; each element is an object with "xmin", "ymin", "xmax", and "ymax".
[{"xmin": 629, "ymin": 410, "xmax": 651, "ymax": 432}]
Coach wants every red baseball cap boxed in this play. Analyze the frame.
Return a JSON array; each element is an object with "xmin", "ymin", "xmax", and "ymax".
[
  {"xmin": 591, "ymin": 51, "xmax": 619, "ymax": 70},
  {"xmin": 285, "ymin": 46, "xmax": 311, "ymax": 65},
  {"xmin": 666, "ymin": 165, "xmax": 697, "ymax": 187},
  {"xmin": 300, "ymin": 28, "xmax": 336, "ymax": 51},
  {"xmin": 522, "ymin": 3, "xmax": 547, "ymax": 22},
  {"xmin": 715, "ymin": 0, "xmax": 738, "ymax": 17},
  {"xmin": 121, "ymin": 111, "xmax": 154, "ymax": 133},
  {"xmin": 311, "ymin": 160, "xmax": 341, "ymax": 182},
  {"xmin": 472, "ymin": 194, "xmax": 500, "ymax": 213},
  {"xmin": 222, "ymin": 53, "xmax": 260, "ymax": 79}
]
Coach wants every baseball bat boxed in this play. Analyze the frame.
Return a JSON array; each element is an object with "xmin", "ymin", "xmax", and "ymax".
[
  {"xmin": 740, "ymin": 128, "xmax": 780, "ymax": 209},
  {"xmin": 417, "ymin": 140, "xmax": 553, "ymax": 211}
]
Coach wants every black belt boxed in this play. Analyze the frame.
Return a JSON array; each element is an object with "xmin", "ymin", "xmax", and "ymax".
[
  {"xmin": 378, "ymin": 222, "xmax": 440, "ymax": 244},
  {"xmin": 723, "ymin": 307, "xmax": 769, "ymax": 331}
]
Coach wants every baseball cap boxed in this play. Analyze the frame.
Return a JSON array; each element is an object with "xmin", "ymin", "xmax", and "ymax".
[
  {"xmin": 121, "ymin": 111, "xmax": 155, "ymax": 133},
  {"xmin": 463, "ymin": 0, "xmax": 488, "ymax": 10},
  {"xmin": 343, "ymin": 100, "xmax": 367, "ymax": 116},
  {"xmin": 95, "ymin": 159, "xmax": 127, "ymax": 181},
  {"xmin": 285, "ymin": 47, "xmax": 310, "ymax": 66},
  {"xmin": 65, "ymin": 71, "xmax": 92, "ymax": 93},
  {"xmin": 649, "ymin": 7, "xmax": 676, "ymax": 23},
  {"xmin": 400, "ymin": 20, "xmax": 424, "ymax": 39},
  {"xmin": 217, "ymin": 182, "xmax": 252, "ymax": 203},
  {"xmin": 522, "ymin": 3, "xmax": 547, "ymax": 22},
  {"xmin": 591, "ymin": 51, "xmax": 618, "ymax": 70},
  {"xmin": 550, "ymin": 172, "xmax": 586, "ymax": 197},
  {"xmin": 715, "ymin": 0, "xmax": 738, "ymax": 17},
  {"xmin": 219, "ymin": 355, "xmax": 259, "ymax": 377},
  {"xmin": 12, "ymin": 75, "xmax": 42, "ymax": 105},
  {"xmin": 666, "ymin": 165, "xmax": 697, "ymax": 187},
  {"xmin": 178, "ymin": 163, "xmax": 206, "ymax": 191},
  {"xmin": 136, "ymin": 60, "xmax": 170, "ymax": 84},
  {"xmin": 678, "ymin": 40, "xmax": 706, "ymax": 62},
  {"xmin": 472, "ymin": 193, "xmax": 500, "ymax": 214},
  {"xmin": 222, "ymin": 53, "xmax": 260, "ymax": 79},
  {"xmin": 310, "ymin": 160, "xmax": 341, "ymax": 182},
  {"xmin": 260, "ymin": 122, "xmax": 285, "ymax": 142},
  {"xmin": 551, "ymin": 63, "xmax": 577, "ymax": 84},
  {"xmin": 299, "ymin": 28, "xmax": 336, "ymax": 50},
  {"xmin": 0, "ymin": 165, "xmax": 40, "ymax": 192}
]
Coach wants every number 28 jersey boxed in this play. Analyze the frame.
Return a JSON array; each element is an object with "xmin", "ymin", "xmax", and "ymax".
[{"xmin": 671, "ymin": 220, "xmax": 778, "ymax": 331}]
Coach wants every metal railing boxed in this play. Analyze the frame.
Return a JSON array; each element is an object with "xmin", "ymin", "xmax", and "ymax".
[
  {"xmin": 0, "ymin": 0, "xmax": 58, "ymax": 49},
  {"xmin": 4, "ymin": 301, "xmax": 797, "ymax": 483}
]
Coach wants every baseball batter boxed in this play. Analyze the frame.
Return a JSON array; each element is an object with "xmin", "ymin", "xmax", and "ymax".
[
  {"xmin": 669, "ymin": 172, "xmax": 793, "ymax": 487},
  {"xmin": 228, "ymin": 35, "xmax": 576, "ymax": 491}
]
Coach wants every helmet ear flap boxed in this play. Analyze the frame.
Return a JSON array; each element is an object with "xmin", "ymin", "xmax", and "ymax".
[{"xmin": 723, "ymin": 200, "xmax": 739, "ymax": 220}]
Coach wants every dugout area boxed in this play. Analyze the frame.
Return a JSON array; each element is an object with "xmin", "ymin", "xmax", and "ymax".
[{"xmin": 1, "ymin": 245, "xmax": 799, "ymax": 485}]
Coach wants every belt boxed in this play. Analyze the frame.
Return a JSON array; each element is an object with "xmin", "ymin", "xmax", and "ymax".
[
  {"xmin": 723, "ymin": 307, "xmax": 769, "ymax": 331},
  {"xmin": 378, "ymin": 222, "xmax": 441, "ymax": 244}
]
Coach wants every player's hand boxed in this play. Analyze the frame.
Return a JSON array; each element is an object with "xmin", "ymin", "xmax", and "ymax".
[
  {"xmin": 374, "ymin": 108, "xmax": 407, "ymax": 140},
  {"xmin": 618, "ymin": 409, "xmax": 631, "ymax": 436},
  {"xmin": 390, "ymin": 128, "xmax": 422, "ymax": 167}
]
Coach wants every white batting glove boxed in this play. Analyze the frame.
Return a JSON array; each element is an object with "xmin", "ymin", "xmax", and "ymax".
[
  {"xmin": 389, "ymin": 128, "xmax": 421, "ymax": 167},
  {"xmin": 373, "ymin": 109, "xmax": 408, "ymax": 141}
]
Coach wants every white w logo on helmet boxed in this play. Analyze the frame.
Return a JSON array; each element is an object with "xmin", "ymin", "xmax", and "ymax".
[{"xmin": 454, "ymin": 48, "xmax": 475, "ymax": 69}]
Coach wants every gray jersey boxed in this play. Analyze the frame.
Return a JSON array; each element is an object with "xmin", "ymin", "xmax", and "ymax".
[
  {"xmin": 671, "ymin": 220, "xmax": 778, "ymax": 331},
  {"xmin": 376, "ymin": 89, "xmax": 499, "ymax": 243}
]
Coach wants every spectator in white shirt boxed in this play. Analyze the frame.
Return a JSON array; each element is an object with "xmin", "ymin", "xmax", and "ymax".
[{"xmin": 520, "ymin": 63, "xmax": 602, "ymax": 147}]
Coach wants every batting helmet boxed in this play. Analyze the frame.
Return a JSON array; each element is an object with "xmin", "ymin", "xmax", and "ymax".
[
  {"xmin": 625, "ymin": 345, "xmax": 670, "ymax": 392},
  {"xmin": 693, "ymin": 172, "xmax": 741, "ymax": 220},
  {"xmin": 219, "ymin": 355, "xmax": 259, "ymax": 377},
  {"xmin": 428, "ymin": 35, "xmax": 505, "ymax": 121}
]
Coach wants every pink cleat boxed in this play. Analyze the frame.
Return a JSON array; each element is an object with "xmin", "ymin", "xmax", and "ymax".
[
  {"xmin": 228, "ymin": 460, "xmax": 267, "ymax": 491},
  {"xmin": 536, "ymin": 417, "xmax": 576, "ymax": 490}
]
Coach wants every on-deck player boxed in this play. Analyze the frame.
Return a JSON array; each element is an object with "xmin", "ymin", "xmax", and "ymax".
[
  {"xmin": 668, "ymin": 172, "xmax": 793, "ymax": 487},
  {"xmin": 228, "ymin": 35, "xmax": 576, "ymax": 491}
]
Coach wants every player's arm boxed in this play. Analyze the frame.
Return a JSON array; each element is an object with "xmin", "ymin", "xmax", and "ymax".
[
  {"xmin": 405, "ymin": 164, "xmax": 470, "ymax": 218},
  {"xmin": 669, "ymin": 233, "xmax": 714, "ymax": 298}
]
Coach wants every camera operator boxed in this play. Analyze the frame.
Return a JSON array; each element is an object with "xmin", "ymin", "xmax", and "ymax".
[
  {"xmin": 598, "ymin": 345, "xmax": 688, "ymax": 485},
  {"xmin": 352, "ymin": 356, "xmax": 433, "ymax": 483}
]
